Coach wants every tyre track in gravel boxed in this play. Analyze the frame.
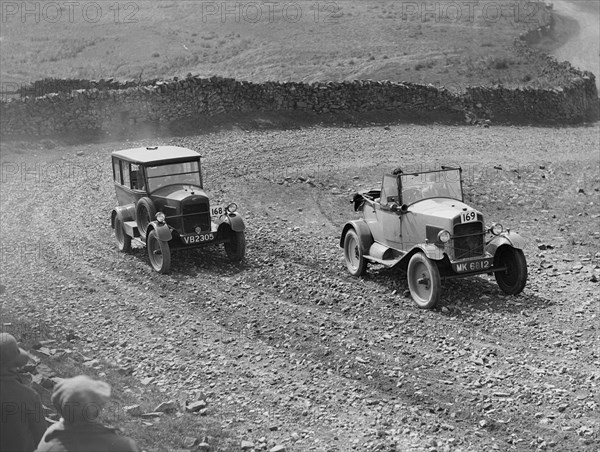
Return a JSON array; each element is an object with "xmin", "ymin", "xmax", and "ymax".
[
  {"xmin": 0, "ymin": 163, "xmax": 429, "ymax": 449},
  {"xmin": 163, "ymin": 185, "xmax": 593, "ymax": 450},
  {"xmin": 2, "ymin": 124, "xmax": 599, "ymax": 451},
  {"xmin": 1, "ymin": 167, "xmax": 513, "ymax": 448}
]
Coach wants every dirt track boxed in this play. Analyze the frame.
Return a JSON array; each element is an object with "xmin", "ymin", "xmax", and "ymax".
[
  {"xmin": 550, "ymin": 0, "xmax": 600, "ymax": 88},
  {"xmin": 1, "ymin": 123, "xmax": 599, "ymax": 451}
]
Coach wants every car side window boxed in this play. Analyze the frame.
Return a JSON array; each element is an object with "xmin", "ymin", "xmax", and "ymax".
[
  {"xmin": 130, "ymin": 164, "xmax": 145, "ymax": 190},
  {"xmin": 113, "ymin": 158, "xmax": 122, "ymax": 184},
  {"xmin": 381, "ymin": 175, "xmax": 399, "ymax": 205},
  {"xmin": 121, "ymin": 161, "xmax": 131, "ymax": 188}
]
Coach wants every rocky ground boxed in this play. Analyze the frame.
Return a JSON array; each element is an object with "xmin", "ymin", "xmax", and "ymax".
[{"xmin": 1, "ymin": 122, "xmax": 599, "ymax": 451}]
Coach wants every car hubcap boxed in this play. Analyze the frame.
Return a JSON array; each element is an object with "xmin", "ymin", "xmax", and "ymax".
[
  {"xmin": 149, "ymin": 237, "xmax": 162, "ymax": 266},
  {"xmin": 347, "ymin": 236, "xmax": 359, "ymax": 269},
  {"xmin": 417, "ymin": 276, "xmax": 430, "ymax": 287},
  {"xmin": 413, "ymin": 263, "xmax": 431, "ymax": 300}
]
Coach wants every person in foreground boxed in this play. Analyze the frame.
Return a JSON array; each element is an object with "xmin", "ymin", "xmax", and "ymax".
[
  {"xmin": 36, "ymin": 375, "xmax": 139, "ymax": 452},
  {"xmin": 0, "ymin": 332, "xmax": 47, "ymax": 452}
]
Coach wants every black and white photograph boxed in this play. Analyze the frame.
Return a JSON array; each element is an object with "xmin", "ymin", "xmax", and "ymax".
[{"xmin": 0, "ymin": 1, "xmax": 598, "ymax": 451}]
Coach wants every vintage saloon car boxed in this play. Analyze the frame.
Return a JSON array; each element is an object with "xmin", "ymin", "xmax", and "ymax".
[
  {"xmin": 110, "ymin": 146, "xmax": 245, "ymax": 273},
  {"xmin": 340, "ymin": 167, "xmax": 527, "ymax": 309}
]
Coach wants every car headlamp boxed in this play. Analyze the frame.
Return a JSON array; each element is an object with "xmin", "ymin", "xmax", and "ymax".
[
  {"xmin": 155, "ymin": 211, "xmax": 166, "ymax": 223},
  {"xmin": 226, "ymin": 203, "xmax": 238, "ymax": 213},
  {"xmin": 491, "ymin": 223, "xmax": 503, "ymax": 235},
  {"xmin": 437, "ymin": 230, "xmax": 451, "ymax": 243}
]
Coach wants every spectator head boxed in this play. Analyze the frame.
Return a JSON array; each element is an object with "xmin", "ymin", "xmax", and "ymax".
[
  {"xmin": 0, "ymin": 332, "xmax": 29, "ymax": 372},
  {"xmin": 51, "ymin": 375, "xmax": 111, "ymax": 424}
]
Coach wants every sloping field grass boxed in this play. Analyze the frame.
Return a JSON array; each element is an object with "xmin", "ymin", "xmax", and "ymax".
[{"xmin": 1, "ymin": 0, "xmax": 556, "ymax": 91}]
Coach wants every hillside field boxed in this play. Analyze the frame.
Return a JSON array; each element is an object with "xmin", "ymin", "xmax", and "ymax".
[{"xmin": 1, "ymin": 0, "xmax": 559, "ymax": 92}]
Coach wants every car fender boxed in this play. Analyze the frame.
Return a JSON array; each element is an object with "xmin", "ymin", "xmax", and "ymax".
[
  {"xmin": 410, "ymin": 243, "xmax": 445, "ymax": 261},
  {"xmin": 486, "ymin": 231, "xmax": 526, "ymax": 255},
  {"xmin": 340, "ymin": 220, "xmax": 374, "ymax": 252},
  {"xmin": 111, "ymin": 204, "xmax": 135, "ymax": 228},
  {"xmin": 228, "ymin": 214, "xmax": 246, "ymax": 232},
  {"xmin": 147, "ymin": 221, "xmax": 172, "ymax": 242}
]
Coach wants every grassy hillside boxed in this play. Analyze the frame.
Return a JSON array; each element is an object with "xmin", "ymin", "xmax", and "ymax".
[{"xmin": 1, "ymin": 1, "xmax": 556, "ymax": 91}]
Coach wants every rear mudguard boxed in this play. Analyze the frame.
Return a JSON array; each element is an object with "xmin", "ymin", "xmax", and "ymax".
[
  {"xmin": 227, "ymin": 214, "xmax": 245, "ymax": 232},
  {"xmin": 147, "ymin": 221, "xmax": 172, "ymax": 242},
  {"xmin": 340, "ymin": 220, "xmax": 374, "ymax": 252},
  {"xmin": 486, "ymin": 231, "xmax": 526, "ymax": 255},
  {"xmin": 111, "ymin": 204, "xmax": 135, "ymax": 228}
]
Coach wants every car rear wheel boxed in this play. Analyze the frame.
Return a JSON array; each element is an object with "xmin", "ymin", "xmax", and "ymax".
[
  {"xmin": 494, "ymin": 246, "xmax": 527, "ymax": 295},
  {"xmin": 114, "ymin": 216, "xmax": 131, "ymax": 252},
  {"xmin": 136, "ymin": 197, "xmax": 156, "ymax": 240},
  {"xmin": 343, "ymin": 229, "xmax": 367, "ymax": 276},
  {"xmin": 407, "ymin": 252, "xmax": 441, "ymax": 309},
  {"xmin": 225, "ymin": 231, "xmax": 246, "ymax": 262},
  {"xmin": 147, "ymin": 229, "xmax": 171, "ymax": 274}
]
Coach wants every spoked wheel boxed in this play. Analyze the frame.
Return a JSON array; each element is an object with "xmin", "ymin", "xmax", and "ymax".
[
  {"xmin": 343, "ymin": 229, "xmax": 367, "ymax": 276},
  {"xmin": 407, "ymin": 252, "xmax": 441, "ymax": 309},
  {"xmin": 224, "ymin": 231, "xmax": 246, "ymax": 262},
  {"xmin": 494, "ymin": 246, "xmax": 527, "ymax": 295},
  {"xmin": 114, "ymin": 217, "xmax": 131, "ymax": 252},
  {"xmin": 136, "ymin": 197, "xmax": 156, "ymax": 240},
  {"xmin": 147, "ymin": 229, "xmax": 171, "ymax": 274}
]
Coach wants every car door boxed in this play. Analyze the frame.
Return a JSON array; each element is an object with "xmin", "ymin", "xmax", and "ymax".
[
  {"xmin": 113, "ymin": 158, "xmax": 145, "ymax": 206},
  {"xmin": 375, "ymin": 174, "xmax": 402, "ymax": 249}
]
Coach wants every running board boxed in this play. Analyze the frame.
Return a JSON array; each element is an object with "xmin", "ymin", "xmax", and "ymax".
[
  {"xmin": 364, "ymin": 255, "xmax": 404, "ymax": 267},
  {"xmin": 123, "ymin": 221, "xmax": 140, "ymax": 238}
]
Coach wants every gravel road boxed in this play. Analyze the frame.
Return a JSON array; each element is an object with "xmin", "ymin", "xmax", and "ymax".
[
  {"xmin": 1, "ymin": 122, "xmax": 599, "ymax": 451},
  {"xmin": 550, "ymin": 0, "xmax": 600, "ymax": 89}
]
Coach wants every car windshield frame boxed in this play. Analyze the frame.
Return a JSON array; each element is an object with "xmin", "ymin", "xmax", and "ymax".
[
  {"xmin": 145, "ymin": 160, "xmax": 202, "ymax": 193},
  {"xmin": 399, "ymin": 168, "xmax": 463, "ymax": 205}
]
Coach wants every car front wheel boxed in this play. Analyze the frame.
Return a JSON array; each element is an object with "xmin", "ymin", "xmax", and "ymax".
[
  {"xmin": 343, "ymin": 229, "xmax": 367, "ymax": 276},
  {"xmin": 224, "ymin": 231, "xmax": 246, "ymax": 262},
  {"xmin": 147, "ymin": 229, "xmax": 171, "ymax": 274},
  {"xmin": 114, "ymin": 216, "xmax": 131, "ymax": 252},
  {"xmin": 407, "ymin": 252, "xmax": 441, "ymax": 309},
  {"xmin": 494, "ymin": 246, "xmax": 527, "ymax": 295}
]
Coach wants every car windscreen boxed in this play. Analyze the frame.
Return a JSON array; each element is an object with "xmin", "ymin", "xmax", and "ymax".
[
  {"xmin": 146, "ymin": 161, "xmax": 201, "ymax": 192},
  {"xmin": 400, "ymin": 169, "xmax": 462, "ymax": 204}
]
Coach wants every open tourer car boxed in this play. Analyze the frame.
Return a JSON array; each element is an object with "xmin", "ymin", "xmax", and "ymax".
[{"xmin": 340, "ymin": 167, "xmax": 527, "ymax": 308}]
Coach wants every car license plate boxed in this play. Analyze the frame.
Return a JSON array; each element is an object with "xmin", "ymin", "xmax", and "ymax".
[
  {"xmin": 182, "ymin": 233, "xmax": 214, "ymax": 245},
  {"xmin": 452, "ymin": 257, "xmax": 493, "ymax": 273}
]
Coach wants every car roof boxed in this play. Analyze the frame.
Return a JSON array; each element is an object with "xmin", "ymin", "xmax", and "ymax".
[{"xmin": 112, "ymin": 146, "xmax": 200, "ymax": 164}]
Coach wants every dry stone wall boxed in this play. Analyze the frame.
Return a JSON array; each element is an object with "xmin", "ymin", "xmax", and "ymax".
[
  {"xmin": 1, "ymin": 70, "xmax": 597, "ymax": 138},
  {"xmin": 16, "ymin": 77, "xmax": 158, "ymax": 97},
  {"xmin": 0, "ymin": 79, "xmax": 469, "ymax": 138}
]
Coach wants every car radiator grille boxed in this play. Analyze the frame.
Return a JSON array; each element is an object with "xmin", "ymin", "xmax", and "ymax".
[
  {"xmin": 452, "ymin": 222, "xmax": 484, "ymax": 259},
  {"xmin": 182, "ymin": 202, "xmax": 210, "ymax": 233}
]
